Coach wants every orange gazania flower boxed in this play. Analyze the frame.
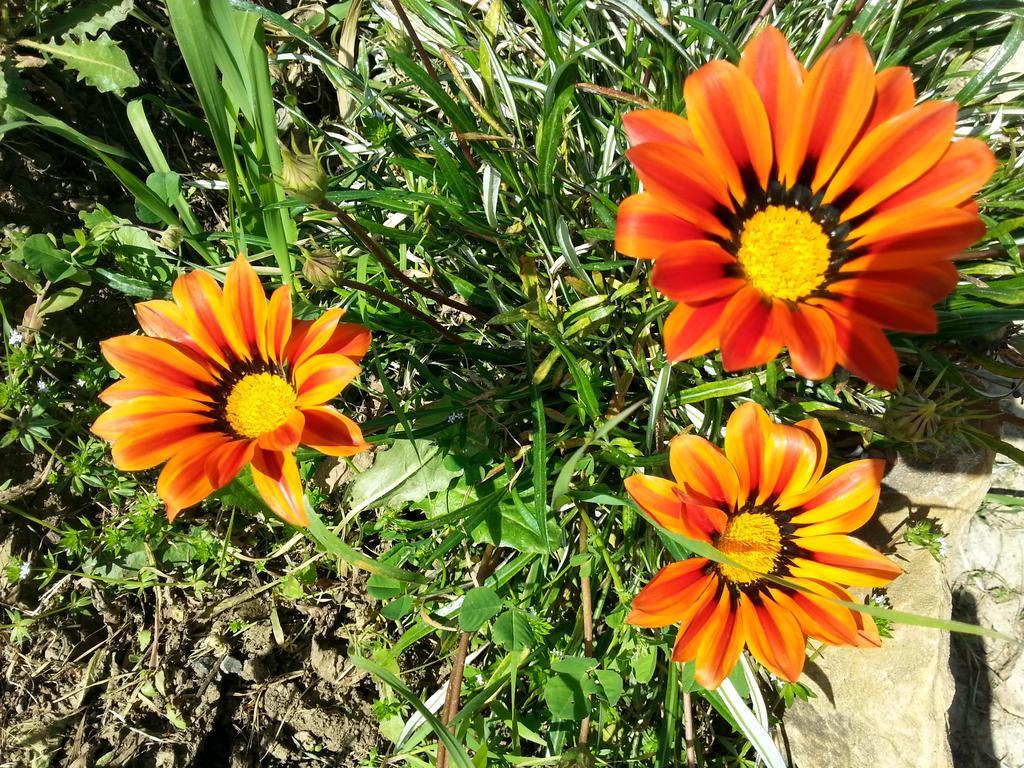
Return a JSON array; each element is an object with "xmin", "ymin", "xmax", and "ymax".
[
  {"xmin": 617, "ymin": 27, "xmax": 996, "ymax": 389},
  {"xmin": 92, "ymin": 257, "xmax": 370, "ymax": 526},
  {"xmin": 625, "ymin": 402, "xmax": 901, "ymax": 689}
]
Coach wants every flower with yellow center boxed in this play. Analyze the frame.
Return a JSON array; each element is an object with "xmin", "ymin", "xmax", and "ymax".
[
  {"xmin": 625, "ymin": 402, "xmax": 901, "ymax": 689},
  {"xmin": 618, "ymin": 26, "xmax": 996, "ymax": 389},
  {"xmin": 92, "ymin": 256, "xmax": 371, "ymax": 527}
]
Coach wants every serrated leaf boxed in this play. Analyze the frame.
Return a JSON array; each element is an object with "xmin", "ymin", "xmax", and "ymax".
[
  {"xmin": 59, "ymin": 0, "xmax": 135, "ymax": 38},
  {"xmin": 24, "ymin": 34, "xmax": 139, "ymax": 95}
]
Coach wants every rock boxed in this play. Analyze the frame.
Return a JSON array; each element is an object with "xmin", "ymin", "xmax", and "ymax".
[
  {"xmin": 947, "ymin": 448, "xmax": 1024, "ymax": 768},
  {"xmin": 784, "ymin": 443, "xmax": 995, "ymax": 768}
]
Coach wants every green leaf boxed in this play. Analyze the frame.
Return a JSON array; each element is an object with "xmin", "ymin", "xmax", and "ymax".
[
  {"xmin": 543, "ymin": 674, "xmax": 587, "ymax": 721},
  {"xmin": 459, "ymin": 587, "xmax": 502, "ymax": 632},
  {"xmin": 38, "ymin": 286, "xmax": 83, "ymax": 316},
  {"xmin": 551, "ymin": 656, "xmax": 599, "ymax": 679},
  {"xmin": 631, "ymin": 646, "xmax": 657, "ymax": 684},
  {"xmin": 47, "ymin": 0, "xmax": 134, "ymax": 38},
  {"xmin": 347, "ymin": 440, "xmax": 463, "ymax": 513},
  {"xmin": 137, "ymin": 171, "xmax": 182, "ymax": 223},
  {"xmin": 20, "ymin": 234, "xmax": 72, "ymax": 282},
  {"xmin": 492, "ymin": 607, "xmax": 535, "ymax": 651},
  {"xmin": 595, "ymin": 668, "xmax": 623, "ymax": 706},
  {"xmin": 22, "ymin": 34, "xmax": 139, "ymax": 95}
]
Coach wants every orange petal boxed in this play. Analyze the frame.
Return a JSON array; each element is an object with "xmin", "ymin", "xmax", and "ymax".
[
  {"xmin": 757, "ymin": 421, "xmax": 822, "ymax": 505},
  {"xmin": 651, "ymin": 241, "xmax": 744, "ymax": 302},
  {"xmin": 815, "ymin": 300, "xmax": 899, "ymax": 390},
  {"xmin": 877, "ymin": 138, "xmax": 997, "ymax": 213},
  {"xmin": 790, "ymin": 534, "xmax": 902, "ymax": 588},
  {"xmin": 786, "ymin": 458, "xmax": 884, "ymax": 529},
  {"xmin": 625, "ymin": 474, "xmax": 728, "ymax": 542},
  {"xmin": 626, "ymin": 142, "xmax": 733, "ymax": 238},
  {"xmin": 627, "ymin": 558, "xmax": 715, "ymax": 627},
  {"xmin": 99, "ymin": 336, "xmax": 217, "ymax": 402},
  {"xmin": 157, "ymin": 433, "xmax": 227, "ymax": 522},
  {"xmin": 99, "ymin": 378, "xmax": 172, "ymax": 405},
  {"xmin": 825, "ymin": 102, "xmax": 957, "ymax": 221},
  {"xmin": 739, "ymin": 26, "xmax": 804, "ymax": 162},
  {"xmin": 788, "ymin": 418, "xmax": 829, "ymax": 498},
  {"xmin": 836, "ymin": 263, "xmax": 959, "ymax": 303},
  {"xmin": 250, "ymin": 448, "xmax": 308, "ymax": 527},
  {"xmin": 172, "ymin": 269, "xmax": 246, "ymax": 366},
  {"xmin": 135, "ymin": 299, "xmax": 206, "ymax": 359},
  {"xmin": 782, "ymin": 302, "xmax": 837, "ymax": 381},
  {"xmin": 205, "ymin": 439, "xmax": 256, "ymax": 488},
  {"xmin": 257, "ymin": 408, "xmax": 304, "ymax": 452},
  {"xmin": 848, "ymin": 202, "xmax": 986, "ymax": 252},
  {"xmin": 781, "ymin": 35, "xmax": 875, "ymax": 190},
  {"xmin": 92, "ymin": 396, "xmax": 210, "ymax": 441},
  {"xmin": 292, "ymin": 353, "xmax": 360, "ymax": 407},
  {"xmin": 684, "ymin": 60, "xmax": 773, "ymax": 202},
  {"xmin": 616, "ymin": 194, "xmax": 706, "ymax": 259},
  {"xmin": 827, "ymin": 281, "xmax": 938, "ymax": 333},
  {"xmin": 622, "ymin": 109, "xmax": 699, "ymax": 150},
  {"xmin": 284, "ymin": 308, "xmax": 345, "ymax": 369},
  {"xmin": 662, "ymin": 298, "xmax": 729, "ymax": 362},
  {"xmin": 223, "ymin": 256, "xmax": 268, "ymax": 361},
  {"xmin": 110, "ymin": 415, "xmax": 218, "ymax": 471},
  {"xmin": 862, "ymin": 66, "xmax": 915, "ymax": 135},
  {"xmin": 320, "ymin": 322, "xmax": 372, "ymax": 361},
  {"xmin": 719, "ymin": 288, "xmax": 785, "ymax": 371},
  {"xmin": 265, "ymin": 285, "xmax": 293, "ymax": 364},
  {"xmin": 300, "ymin": 406, "xmax": 369, "ymax": 457},
  {"xmin": 770, "ymin": 582, "xmax": 860, "ymax": 646},
  {"xmin": 724, "ymin": 401, "xmax": 771, "ymax": 508},
  {"xmin": 671, "ymin": 578, "xmax": 724, "ymax": 662},
  {"xmin": 669, "ymin": 435, "xmax": 740, "ymax": 510},
  {"xmin": 694, "ymin": 590, "xmax": 746, "ymax": 689},
  {"xmin": 740, "ymin": 595, "xmax": 807, "ymax": 682}
]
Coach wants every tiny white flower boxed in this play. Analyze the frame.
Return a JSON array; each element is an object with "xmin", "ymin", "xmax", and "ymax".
[
  {"xmin": 447, "ymin": 412, "xmax": 465, "ymax": 423},
  {"xmin": 36, "ymin": 380, "xmax": 48, "ymax": 392},
  {"xmin": 475, "ymin": 673, "xmax": 484, "ymax": 685},
  {"xmin": 938, "ymin": 538, "xmax": 948, "ymax": 558},
  {"xmin": 76, "ymin": 378, "xmax": 87, "ymax": 387},
  {"xmin": 8, "ymin": 329, "xmax": 23, "ymax": 347},
  {"xmin": 18, "ymin": 561, "xmax": 30, "ymax": 581}
]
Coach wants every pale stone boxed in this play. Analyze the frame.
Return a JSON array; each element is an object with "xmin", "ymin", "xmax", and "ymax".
[{"xmin": 784, "ymin": 444, "xmax": 995, "ymax": 768}]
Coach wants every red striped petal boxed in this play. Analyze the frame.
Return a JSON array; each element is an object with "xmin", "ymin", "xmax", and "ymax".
[
  {"xmin": 300, "ymin": 406, "xmax": 369, "ymax": 457},
  {"xmin": 862, "ymin": 66, "xmax": 915, "ymax": 135},
  {"xmin": 781, "ymin": 35, "xmax": 875, "ymax": 190},
  {"xmin": 622, "ymin": 109, "xmax": 699, "ymax": 150},
  {"xmin": 99, "ymin": 336, "xmax": 217, "ymax": 402},
  {"xmin": 651, "ymin": 241, "xmax": 744, "ymax": 302},
  {"xmin": 782, "ymin": 302, "xmax": 837, "ymax": 381},
  {"xmin": 257, "ymin": 408, "xmax": 304, "ymax": 452},
  {"xmin": 251, "ymin": 448, "xmax": 308, "ymax": 527},
  {"xmin": 265, "ymin": 286, "xmax": 293, "ymax": 364},
  {"xmin": 626, "ymin": 142, "xmax": 733, "ymax": 238},
  {"xmin": 627, "ymin": 558, "xmax": 714, "ymax": 627},
  {"xmin": 694, "ymin": 590, "xmax": 746, "ymax": 689},
  {"xmin": 616, "ymin": 194, "xmax": 706, "ymax": 259},
  {"xmin": 877, "ymin": 139, "xmax": 997, "ymax": 213},
  {"xmin": 223, "ymin": 256, "xmax": 268, "ymax": 361},
  {"xmin": 825, "ymin": 102, "xmax": 957, "ymax": 221},
  {"xmin": 111, "ymin": 415, "xmax": 218, "ymax": 471},
  {"xmin": 814, "ymin": 300, "xmax": 899, "ymax": 390},
  {"xmin": 719, "ymin": 288, "xmax": 786, "ymax": 371},
  {"xmin": 669, "ymin": 435, "xmax": 740, "ymax": 510},
  {"xmin": 205, "ymin": 439, "xmax": 256, "ymax": 488},
  {"xmin": 625, "ymin": 474, "xmax": 727, "ymax": 542},
  {"xmin": 684, "ymin": 60, "xmax": 773, "ymax": 202},
  {"xmin": 292, "ymin": 354, "xmax": 360, "ymax": 407},
  {"xmin": 724, "ymin": 401, "xmax": 771, "ymax": 508},
  {"xmin": 172, "ymin": 269, "xmax": 245, "ymax": 366},
  {"xmin": 320, "ymin": 323, "xmax": 371, "ymax": 361},
  {"xmin": 157, "ymin": 433, "xmax": 227, "ymax": 521},
  {"xmin": 740, "ymin": 26, "xmax": 804, "ymax": 162},
  {"xmin": 92, "ymin": 396, "xmax": 210, "ymax": 441},
  {"xmin": 662, "ymin": 298, "xmax": 730, "ymax": 362}
]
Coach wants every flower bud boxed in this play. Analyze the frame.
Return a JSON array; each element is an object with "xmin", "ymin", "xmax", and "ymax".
[{"xmin": 277, "ymin": 141, "xmax": 327, "ymax": 204}]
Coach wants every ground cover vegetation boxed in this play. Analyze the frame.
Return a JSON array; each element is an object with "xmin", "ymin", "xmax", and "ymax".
[{"xmin": 1, "ymin": 0, "xmax": 1022, "ymax": 766}]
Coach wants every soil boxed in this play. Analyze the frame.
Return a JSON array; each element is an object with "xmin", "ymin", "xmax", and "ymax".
[{"xmin": 0, "ymin": 523, "xmax": 390, "ymax": 768}]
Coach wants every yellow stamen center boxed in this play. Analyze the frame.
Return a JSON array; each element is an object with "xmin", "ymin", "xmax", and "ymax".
[
  {"xmin": 225, "ymin": 372, "xmax": 296, "ymax": 438},
  {"xmin": 736, "ymin": 205, "xmax": 830, "ymax": 301},
  {"xmin": 717, "ymin": 512, "xmax": 783, "ymax": 585}
]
